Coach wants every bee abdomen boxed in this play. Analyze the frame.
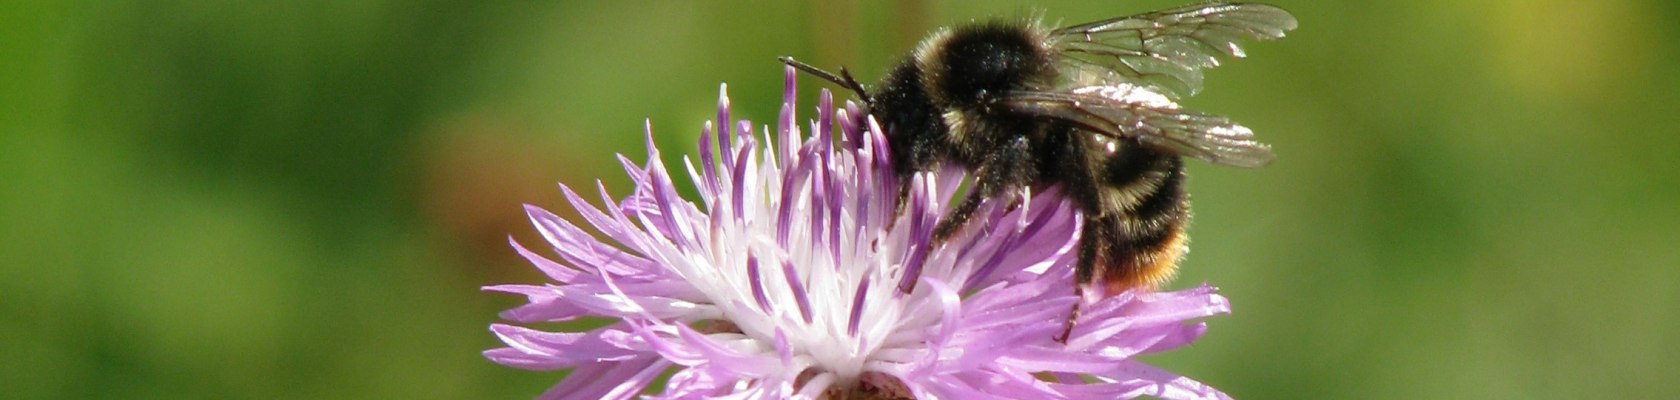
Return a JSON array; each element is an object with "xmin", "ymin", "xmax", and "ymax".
[{"xmin": 1089, "ymin": 156, "xmax": 1191, "ymax": 293}]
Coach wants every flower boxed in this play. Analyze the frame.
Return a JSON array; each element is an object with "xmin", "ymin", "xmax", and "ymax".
[{"xmin": 485, "ymin": 66, "xmax": 1234, "ymax": 399}]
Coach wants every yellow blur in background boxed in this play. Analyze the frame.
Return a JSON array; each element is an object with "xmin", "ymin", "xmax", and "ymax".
[{"xmin": 3, "ymin": 1, "xmax": 1677, "ymax": 398}]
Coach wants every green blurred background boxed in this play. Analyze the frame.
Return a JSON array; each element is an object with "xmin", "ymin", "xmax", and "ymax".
[{"xmin": 4, "ymin": 1, "xmax": 1678, "ymax": 398}]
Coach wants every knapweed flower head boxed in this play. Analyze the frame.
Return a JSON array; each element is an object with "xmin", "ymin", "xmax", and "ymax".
[{"xmin": 485, "ymin": 66, "xmax": 1233, "ymax": 399}]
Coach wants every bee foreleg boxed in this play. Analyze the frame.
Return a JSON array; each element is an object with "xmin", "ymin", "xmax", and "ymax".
[
  {"xmin": 932, "ymin": 188, "xmax": 988, "ymax": 241},
  {"xmin": 932, "ymin": 137, "xmax": 1034, "ymax": 241}
]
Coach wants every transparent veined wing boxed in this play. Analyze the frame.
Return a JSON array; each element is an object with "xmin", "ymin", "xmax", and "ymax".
[
  {"xmin": 1052, "ymin": 2, "xmax": 1296, "ymax": 98},
  {"xmin": 1002, "ymin": 85, "xmax": 1274, "ymax": 167}
]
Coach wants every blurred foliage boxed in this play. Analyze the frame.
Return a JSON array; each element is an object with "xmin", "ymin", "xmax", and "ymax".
[{"xmin": 4, "ymin": 0, "xmax": 1679, "ymax": 399}]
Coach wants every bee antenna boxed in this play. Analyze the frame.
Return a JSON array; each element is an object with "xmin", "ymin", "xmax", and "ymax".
[{"xmin": 779, "ymin": 56, "xmax": 873, "ymax": 107}]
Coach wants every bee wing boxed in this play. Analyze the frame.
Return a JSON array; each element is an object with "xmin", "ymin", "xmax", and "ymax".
[
  {"xmin": 1052, "ymin": 2, "xmax": 1296, "ymax": 98},
  {"xmin": 1002, "ymin": 87, "xmax": 1274, "ymax": 167}
]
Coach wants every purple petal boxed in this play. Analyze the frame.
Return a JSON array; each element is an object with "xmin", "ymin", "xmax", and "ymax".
[
  {"xmin": 486, "ymin": 324, "xmax": 643, "ymax": 370},
  {"xmin": 746, "ymin": 255, "xmax": 772, "ymax": 313},
  {"xmin": 510, "ymin": 236, "xmax": 582, "ymax": 282},
  {"xmin": 535, "ymin": 356, "xmax": 668, "ymax": 400},
  {"xmin": 673, "ymin": 325, "xmax": 784, "ymax": 377},
  {"xmin": 698, "ymin": 121, "xmax": 720, "ymax": 197},
  {"xmin": 1082, "ymin": 360, "xmax": 1232, "ymax": 400},
  {"xmin": 555, "ymin": 183, "xmax": 649, "ymax": 258},
  {"xmin": 847, "ymin": 274, "xmax": 870, "ymax": 337},
  {"xmin": 778, "ymin": 65, "xmax": 797, "ymax": 167},
  {"xmin": 525, "ymin": 204, "xmax": 654, "ymax": 278},
  {"xmin": 716, "ymin": 85, "xmax": 734, "ymax": 172},
  {"xmin": 730, "ymin": 140, "xmax": 752, "ymax": 220},
  {"xmin": 780, "ymin": 260, "xmax": 813, "ymax": 324}
]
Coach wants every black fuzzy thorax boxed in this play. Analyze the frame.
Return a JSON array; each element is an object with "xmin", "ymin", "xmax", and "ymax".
[
  {"xmin": 912, "ymin": 22, "xmax": 1060, "ymax": 191},
  {"xmin": 918, "ymin": 22, "xmax": 1056, "ymax": 109}
]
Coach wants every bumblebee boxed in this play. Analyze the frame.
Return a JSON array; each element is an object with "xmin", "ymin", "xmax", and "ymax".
[{"xmin": 785, "ymin": 3, "xmax": 1295, "ymax": 295}]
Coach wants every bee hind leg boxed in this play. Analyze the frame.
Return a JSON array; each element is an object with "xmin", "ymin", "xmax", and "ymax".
[
  {"xmin": 1055, "ymin": 284, "xmax": 1086, "ymax": 343},
  {"xmin": 1058, "ymin": 222, "xmax": 1106, "ymax": 342}
]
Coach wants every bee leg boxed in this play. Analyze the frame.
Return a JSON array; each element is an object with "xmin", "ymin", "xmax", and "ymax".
[
  {"xmin": 893, "ymin": 179, "xmax": 912, "ymax": 216},
  {"xmin": 1058, "ymin": 222, "xmax": 1104, "ymax": 343},
  {"xmin": 1056, "ymin": 284, "xmax": 1084, "ymax": 343},
  {"xmin": 932, "ymin": 186, "xmax": 988, "ymax": 241},
  {"xmin": 932, "ymin": 137, "xmax": 1033, "ymax": 241},
  {"xmin": 883, "ymin": 179, "xmax": 913, "ymax": 233},
  {"xmin": 1075, "ymin": 218, "xmax": 1102, "ymax": 285}
]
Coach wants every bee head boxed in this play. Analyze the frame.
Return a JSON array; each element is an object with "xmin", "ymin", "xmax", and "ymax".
[{"xmin": 916, "ymin": 22, "xmax": 1054, "ymax": 110}]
